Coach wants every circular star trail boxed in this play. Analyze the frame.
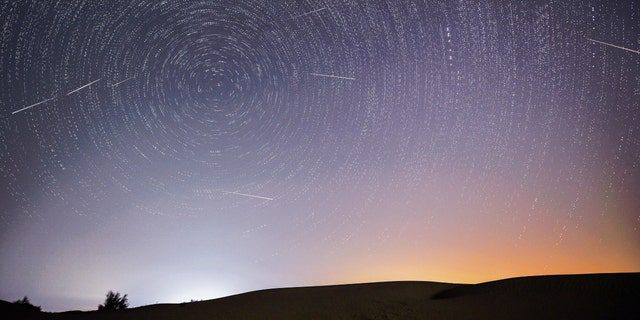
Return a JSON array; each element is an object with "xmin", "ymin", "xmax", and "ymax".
[{"xmin": 1, "ymin": 0, "xmax": 639, "ymax": 311}]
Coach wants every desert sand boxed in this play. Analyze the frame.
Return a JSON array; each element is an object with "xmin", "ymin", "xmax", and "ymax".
[{"xmin": 3, "ymin": 273, "xmax": 639, "ymax": 319}]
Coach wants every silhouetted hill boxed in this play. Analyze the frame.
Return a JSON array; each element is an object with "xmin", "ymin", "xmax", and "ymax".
[
  {"xmin": 3, "ymin": 273, "xmax": 639, "ymax": 319},
  {"xmin": 0, "ymin": 300, "xmax": 42, "ymax": 319}
]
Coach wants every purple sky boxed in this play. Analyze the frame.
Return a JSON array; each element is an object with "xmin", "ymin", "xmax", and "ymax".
[{"xmin": 1, "ymin": 0, "xmax": 639, "ymax": 311}]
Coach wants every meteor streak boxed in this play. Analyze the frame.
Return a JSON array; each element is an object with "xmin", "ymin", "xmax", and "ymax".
[
  {"xmin": 289, "ymin": 7, "xmax": 327, "ymax": 19},
  {"xmin": 66, "ymin": 79, "xmax": 101, "ymax": 95},
  {"xmin": 586, "ymin": 38, "xmax": 640, "ymax": 54},
  {"xmin": 221, "ymin": 191, "xmax": 274, "ymax": 201},
  {"xmin": 12, "ymin": 97, "xmax": 56, "ymax": 115},
  {"xmin": 309, "ymin": 73, "xmax": 356, "ymax": 81},
  {"xmin": 110, "ymin": 76, "xmax": 135, "ymax": 87}
]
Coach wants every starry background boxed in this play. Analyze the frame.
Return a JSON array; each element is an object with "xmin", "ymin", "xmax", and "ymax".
[{"xmin": 1, "ymin": 0, "xmax": 639, "ymax": 311}]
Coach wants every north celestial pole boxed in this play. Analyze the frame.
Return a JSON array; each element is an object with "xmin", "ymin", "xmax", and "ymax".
[{"xmin": 1, "ymin": 0, "xmax": 639, "ymax": 312}]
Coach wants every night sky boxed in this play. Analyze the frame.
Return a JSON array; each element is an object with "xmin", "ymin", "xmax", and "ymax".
[{"xmin": 1, "ymin": 0, "xmax": 639, "ymax": 312}]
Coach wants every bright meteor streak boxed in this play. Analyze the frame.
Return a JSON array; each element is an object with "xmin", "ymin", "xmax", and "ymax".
[
  {"xmin": 586, "ymin": 38, "xmax": 640, "ymax": 54},
  {"xmin": 289, "ymin": 7, "xmax": 327, "ymax": 20},
  {"xmin": 110, "ymin": 76, "xmax": 135, "ymax": 88},
  {"xmin": 221, "ymin": 191, "xmax": 274, "ymax": 201},
  {"xmin": 66, "ymin": 79, "xmax": 101, "ymax": 95},
  {"xmin": 309, "ymin": 73, "xmax": 356, "ymax": 81},
  {"xmin": 12, "ymin": 97, "xmax": 56, "ymax": 115}
]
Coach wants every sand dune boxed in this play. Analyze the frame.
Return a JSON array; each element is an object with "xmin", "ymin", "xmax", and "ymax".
[{"xmin": 3, "ymin": 273, "xmax": 639, "ymax": 319}]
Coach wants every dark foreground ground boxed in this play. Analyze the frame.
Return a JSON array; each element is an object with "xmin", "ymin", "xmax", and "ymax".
[{"xmin": 3, "ymin": 273, "xmax": 639, "ymax": 319}]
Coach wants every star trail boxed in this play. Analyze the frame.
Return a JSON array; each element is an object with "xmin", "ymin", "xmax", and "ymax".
[{"xmin": 1, "ymin": 0, "xmax": 639, "ymax": 312}]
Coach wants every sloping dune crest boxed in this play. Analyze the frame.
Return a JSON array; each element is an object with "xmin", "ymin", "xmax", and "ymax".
[{"xmin": 3, "ymin": 273, "xmax": 639, "ymax": 319}]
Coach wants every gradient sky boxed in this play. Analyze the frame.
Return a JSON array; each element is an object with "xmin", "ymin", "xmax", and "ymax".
[{"xmin": 1, "ymin": 0, "xmax": 639, "ymax": 312}]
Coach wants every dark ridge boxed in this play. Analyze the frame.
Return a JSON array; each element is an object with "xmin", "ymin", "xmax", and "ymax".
[
  {"xmin": 0, "ymin": 300, "xmax": 43, "ymax": 320},
  {"xmin": 431, "ymin": 272, "xmax": 640, "ymax": 300},
  {"xmin": 3, "ymin": 273, "xmax": 639, "ymax": 320}
]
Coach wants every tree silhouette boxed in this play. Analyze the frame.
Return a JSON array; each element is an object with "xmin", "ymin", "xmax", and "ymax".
[
  {"xmin": 13, "ymin": 296, "xmax": 41, "ymax": 312},
  {"xmin": 98, "ymin": 291, "xmax": 129, "ymax": 311}
]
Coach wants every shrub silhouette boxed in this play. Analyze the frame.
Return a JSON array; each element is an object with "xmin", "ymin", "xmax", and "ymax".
[
  {"xmin": 98, "ymin": 291, "xmax": 129, "ymax": 311},
  {"xmin": 13, "ymin": 296, "xmax": 42, "ymax": 312}
]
